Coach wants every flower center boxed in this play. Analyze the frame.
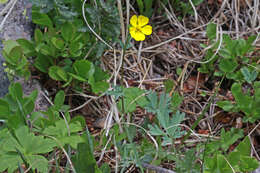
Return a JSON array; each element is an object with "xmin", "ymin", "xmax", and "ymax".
[{"xmin": 135, "ymin": 25, "xmax": 142, "ymax": 33}]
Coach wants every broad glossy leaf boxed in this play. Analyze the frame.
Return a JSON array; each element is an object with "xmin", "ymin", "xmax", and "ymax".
[
  {"xmin": 34, "ymin": 29, "xmax": 44, "ymax": 44},
  {"xmin": 54, "ymin": 90, "xmax": 65, "ymax": 108},
  {"xmin": 61, "ymin": 22, "xmax": 75, "ymax": 42},
  {"xmin": 48, "ymin": 66, "xmax": 67, "ymax": 81},
  {"xmin": 32, "ymin": 12, "xmax": 53, "ymax": 28},
  {"xmin": 73, "ymin": 60, "xmax": 94, "ymax": 79},
  {"xmin": 219, "ymin": 58, "xmax": 238, "ymax": 73},
  {"xmin": 206, "ymin": 23, "xmax": 217, "ymax": 40}
]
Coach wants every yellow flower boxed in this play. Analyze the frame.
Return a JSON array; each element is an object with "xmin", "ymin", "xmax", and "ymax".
[{"xmin": 129, "ymin": 15, "xmax": 152, "ymax": 41}]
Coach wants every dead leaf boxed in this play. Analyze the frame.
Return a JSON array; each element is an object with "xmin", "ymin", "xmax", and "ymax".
[{"xmin": 183, "ymin": 74, "xmax": 205, "ymax": 93}]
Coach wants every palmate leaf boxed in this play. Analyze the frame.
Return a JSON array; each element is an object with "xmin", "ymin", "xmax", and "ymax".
[
  {"xmin": 118, "ymin": 87, "xmax": 148, "ymax": 113},
  {"xmin": 145, "ymin": 92, "xmax": 171, "ymax": 129},
  {"xmin": 0, "ymin": 126, "xmax": 56, "ymax": 172},
  {"xmin": 42, "ymin": 119, "xmax": 84, "ymax": 149}
]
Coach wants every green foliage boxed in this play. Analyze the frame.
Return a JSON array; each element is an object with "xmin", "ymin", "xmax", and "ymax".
[
  {"xmin": 205, "ymin": 128, "xmax": 244, "ymax": 155},
  {"xmin": 0, "ymin": 84, "xmax": 96, "ymax": 172},
  {"xmin": 136, "ymin": 0, "xmax": 154, "ymax": 17},
  {"xmin": 2, "ymin": 40, "xmax": 30, "ymax": 80},
  {"xmin": 163, "ymin": 79, "xmax": 184, "ymax": 111},
  {"xmin": 4, "ymin": 21, "xmax": 110, "ymax": 93},
  {"xmin": 4, "ymin": 0, "xmax": 121, "ymax": 94},
  {"xmin": 72, "ymin": 129, "xmax": 102, "ymax": 173},
  {"xmin": 165, "ymin": 0, "xmax": 203, "ymax": 17},
  {"xmin": 218, "ymin": 82, "xmax": 260, "ymax": 123},
  {"xmin": 174, "ymin": 149, "xmax": 201, "ymax": 173},
  {"xmin": 200, "ymin": 23, "xmax": 258, "ymax": 83},
  {"xmin": 204, "ymin": 135, "xmax": 259, "ymax": 173},
  {"xmin": 118, "ymin": 87, "xmax": 149, "ymax": 113},
  {"xmin": 146, "ymin": 92, "xmax": 186, "ymax": 146},
  {"xmin": 118, "ymin": 143, "xmax": 145, "ymax": 173},
  {"xmin": 0, "ymin": 126, "xmax": 56, "ymax": 173},
  {"xmin": 0, "ymin": 0, "xmax": 8, "ymax": 4},
  {"xmin": 0, "ymin": 82, "xmax": 37, "ymax": 128}
]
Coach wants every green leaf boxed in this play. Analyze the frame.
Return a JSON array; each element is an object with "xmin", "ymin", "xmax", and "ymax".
[
  {"xmin": 118, "ymin": 87, "xmax": 148, "ymax": 113},
  {"xmin": 164, "ymin": 79, "xmax": 175, "ymax": 93},
  {"xmin": 216, "ymin": 101, "xmax": 234, "ymax": 111},
  {"xmin": 231, "ymin": 83, "xmax": 254, "ymax": 120},
  {"xmin": 148, "ymin": 124, "xmax": 165, "ymax": 136},
  {"xmin": 227, "ymin": 136, "xmax": 259, "ymax": 172},
  {"xmin": 48, "ymin": 66, "xmax": 68, "ymax": 81},
  {"xmin": 241, "ymin": 67, "xmax": 258, "ymax": 84},
  {"xmin": 100, "ymin": 163, "xmax": 111, "ymax": 173},
  {"xmin": 26, "ymin": 155, "xmax": 49, "ymax": 173},
  {"xmin": 136, "ymin": 0, "xmax": 144, "ymax": 14},
  {"xmin": 72, "ymin": 129, "xmax": 99, "ymax": 173},
  {"xmin": 0, "ymin": 99, "xmax": 10, "ymax": 119},
  {"xmin": 93, "ymin": 66, "xmax": 109, "ymax": 82},
  {"xmin": 9, "ymin": 82, "xmax": 23, "ymax": 101},
  {"xmin": 73, "ymin": 60, "xmax": 94, "ymax": 80},
  {"xmin": 240, "ymin": 156, "xmax": 259, "ymax": 172},
  {"xmin": 17, "ymin": 39, "xmax": 35, "ymax": 56},
  {"xmin": 204, "ymin": 154, "xmax": 233, "ymax": 173},
  {"xmin": 4, "ymin": 46, "xmax": 24, "ymax": 66},
  {"xmin": 68, "ymin": 72, "xmax": 87, "ymax": 82},
  {"xmin": 0, "ymin": 0, "xmax": 8, "ymax": 4},
  {"xmin": 15, "ymin": 126, "xmax": 56, "ymax": 154},
  {"xmin": 171, "ymin": 92, "xmax": 183, "ymax": 111},
  {"xmin": 32, "ymin": 11, "xmax": 53, "ymax": 28},
  {"xmin": 206, "ymin": 23, "xmax": 217, "ymax": 40},
  {"xmin": 0, "ymin": 126, "xmax": 56, "ymax": 173},
  {"xmin": 42, "ymin": 120, "xmax": 83, "ymax": 148},
  {"xmin": 34, "ymin": 54, "xmax": 53, "ymax": 73},
  {"xmin": 219, "ymin": 58, "xmax": 238, "ymax": 73},
  {"xmin": 220, "ymin": 128, "xmax": 243, "ymax": 151},
  {"xmin": 91, "ymin": 81, "xmax": 109, "ymax": 94},
  {"xmin": 54, "ymin": 90, "xmax": 65, "ymax": 108},
  {"xmin": 61, "ymin": 22, "xmax": 75, "ymax": 42},
  {"xmin": 0, "ymin": 153, "xmax": 22, "ymax": 173},
  {"xmin": 3, "ymin": 40, "xmax": 20, "ymax": 55},
  {"xmin": 34, "ymin": 29, "xmax": 44, "ymax": 44},
  {"xmin": 51, "ymin": 37, "xmax": 65, "ymax": 50},
  {"xmin": 39, "ymin": 44, "xmax": 53, "ymax": 56}
]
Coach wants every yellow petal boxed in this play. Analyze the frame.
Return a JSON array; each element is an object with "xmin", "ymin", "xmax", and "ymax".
[
  {"xmin": 141, "ymin": 25, "xmax": 152, "ymax": 35},
  {"xmin": 138, "ymin": 15, "xmax": 149, "ymax": 27},
  {"xmin": 129, "ymin": 27, "xmax": 136, "ymax": 38},
  {"xmin": 130, "ymin": 28, "xmax": 145, "ymax": 41},
  {"xmin": 130, "ymin": 15, "xmax": 138, "ymax": 27}
]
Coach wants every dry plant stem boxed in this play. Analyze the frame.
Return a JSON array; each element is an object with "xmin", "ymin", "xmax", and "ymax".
[
  {"xmin": 97, "ymin": 134, "xmax": 112, "ymax": 164},
  {"xmin": 0, "ymin": 0, "xmax": 18, "ymax": 31},
  {"xmin": 0, "ymin": 0, "xmax": 15, "ymax": 16},
  {"xmin": 137, "ymin": 41, "xmax": 143, "ymax": 63},
  {"xmin": 82, "ymin": 0, "xmax": 113, "ymax": 49},
  {"xmin": 113, "ymin": 135, "xmax": 119, "ymax": 173},
  {"xmin": 125, "ymin": 0, "xmax": 130, "ymax": 37},
  {"xmin": 223, "ymin": 156, "xmax": 236, "ymax": 173},
  {"xmin": 188, "ymin": 0, "xmax": 198, "ymax": 22},
  {"xmin": 141, "ymin": 163, "xmax": 176, "ymax": 173},
  {"xmin": 47, "ymin": 136, "xmax": 76, "ymax": 173},
  {"xmin": 117, "ymin": 0, "xmax": 125, "ymax": 43},
  {"xmin": 143, "ymin": 0, "xmax": 229, "ymax": 52},
  {"xmin": 181, "ymin": 75, "xmax": 225, "ymax": 144}
]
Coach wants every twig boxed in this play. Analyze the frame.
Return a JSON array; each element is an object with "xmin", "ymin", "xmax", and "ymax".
[
  {"xmin": 82, "ymin": 0, "xmax": 113, "ymax": 49},
  {"xmin": 141, "ymin": 163, "xmax": 176, "ymax": 173},
  {"xmin": 0, "ymin": 0, "xmax": 18, "ymax": 32}
]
